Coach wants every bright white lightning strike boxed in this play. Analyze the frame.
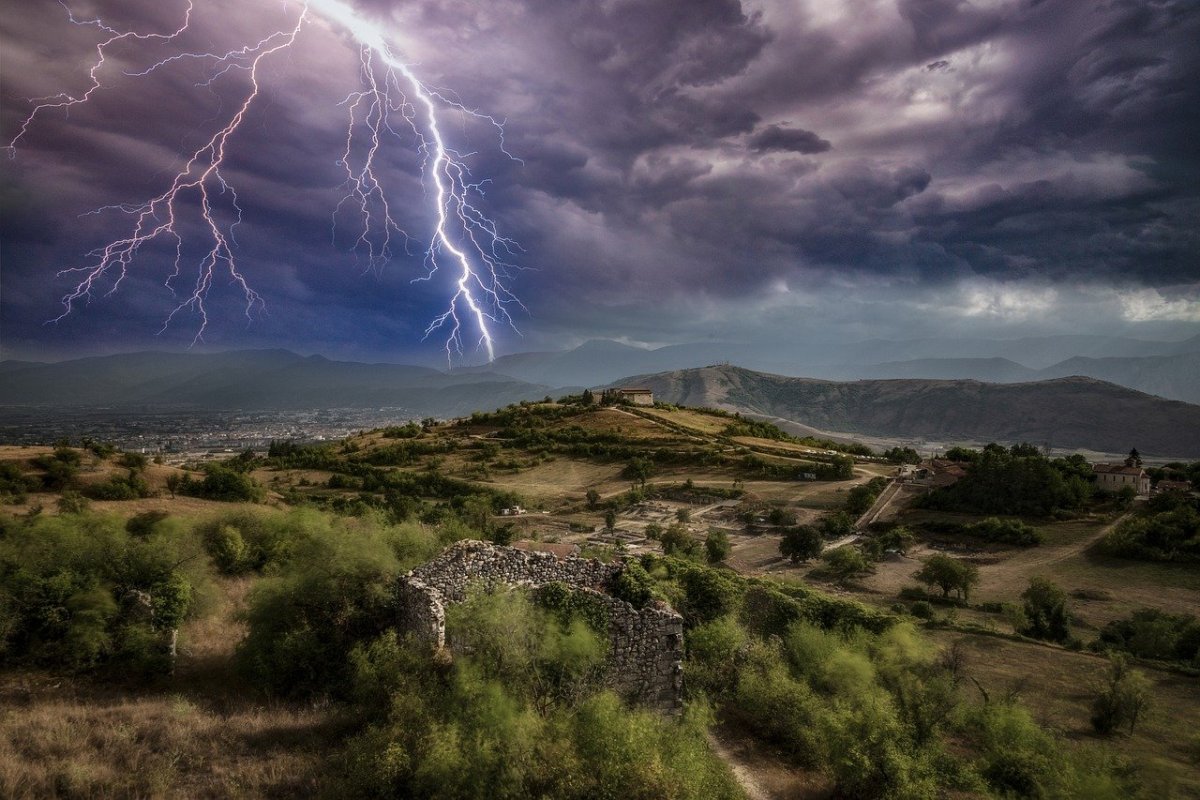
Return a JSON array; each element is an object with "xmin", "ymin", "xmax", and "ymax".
[{"xmin": 8, "ymin": 0, "xmax": 523, "ymax": 362}]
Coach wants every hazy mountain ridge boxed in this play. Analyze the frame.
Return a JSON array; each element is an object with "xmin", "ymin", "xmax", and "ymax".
[
  {"xmin": 825, "ymin": 352, "xmax": 1200, "ymax": 404},
  {"xmin": 478, "ymin": 335, "xmax": 1200, "ymax": 402},
  {"xmin": 0, "ymin": 350, "xmax": 561, "ymax": 417},
  {"xmin": 6, "ymin": 349, "xmax": 1200, "ymax": 453},
  {"xmin": 615, "ymin": 365, "xmax": 1200, "ymax": 457}
]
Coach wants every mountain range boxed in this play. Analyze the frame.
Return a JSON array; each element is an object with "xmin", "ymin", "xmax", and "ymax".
[
  {"xmin": 622, "ymin": 365, "xmax": 1200, "ymax": 458},
  {"xmin": 468, "ymin": 335, "xmax": 1200, "ymax": 404},
  {"xmin": 4, "ymin": 341, "xmax": 1199, "ymax": 456},
  {"xmin": 0, "ymin": 350, "xmax": 558, "ymax": 417}
]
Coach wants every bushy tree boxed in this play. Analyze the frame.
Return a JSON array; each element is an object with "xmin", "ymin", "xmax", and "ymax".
[
  {"xmin": 660, "ymin": 523, "xmax": 696, "ymax": 557},
  {"xmin": 178, "ymin": 465, "xmax": 262, "ymax": 502},
  {"xmin": 609, "ymin": 561, "xmax": 655, "ymax": 608},
  {"xmin": 0, "ymin": 512, "xmax": 204, "ymax": 676},
  {"xmin": 913, "ymin": 554, "xmax": 978, "ymax": 601},
  {"xmin": 1021, "ymin": 577, "xmax": 1071, "ymax": 642},
  {"xmin": 780, "ymin": 525, "xmax": 823, "ymax": 563},
  {"xmin": 1096, "ymin": 608, "xmax": 1200, "ymax": 666},
  {"xmin": 238, "ymin": 527, "xmax": 401, "ymax": 697},
  {"xmin": 705, "ymin": 530, "xmax": 731, "ymax": 563},
  {"xmin": 621, "ymin": 457, "xmax": 654, "ymax": 488},
  {"xmin": 821, "ymin": 546, "xmax": 872, "ymax": 584},
  {"xmin": 1091, "ymin": 654, "xmax": 1152, "ymax": 735},
  {"xmin": 846, "ymin": 478, "xmax": 888, "ymax": 516},
  {"xmin": 819, "ymin": 511, "xmax": 854, "ymax": 539},
  {"xmin": 863, "ymin": 526, "xmax": 916, "ymax": 559}
]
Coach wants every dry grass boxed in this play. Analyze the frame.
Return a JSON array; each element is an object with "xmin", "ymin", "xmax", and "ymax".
[
  {"xmin": 546, "ymin": 407, "xmax": 678, "ymax": 440},
  {"xmin": 477, "ymin": 458, "xmax": 627, "ymax": 501},
  {"xmin": 0, "ymin": 577, "xmax": 348, "ymax": 799},
  {"xmin": 931, "ymin": 630, "xmax": 1200, "ymax": 798},
  {"xmin": 859, "ymin": 511, "xmax": 1200, "ymax": 628},
  {"xmin": 634, "ymin": 407, "xmax": 732, "ymax": 436}
]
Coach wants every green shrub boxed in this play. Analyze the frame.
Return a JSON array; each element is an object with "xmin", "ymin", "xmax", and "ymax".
[
  {"xmin": 333, "ymin": 590, "xmax": 739, "ymax": 800},
  {"xmin": 678, "ymin": 566, "xmax": 740, "ymax": 625},
  {"xmin": 1021, "ymin": 577, "xmax": 1071, "ymax": 642},
  {"xmin": 0, "ymin": 512, "xmax": 207, "ymax": 675},
  {"xmin": 964, "ymin": 517, "xmax": 1043, "ymax": 546},
  {"xmin": 1098, "ymin": 499, "xmax": 1200, "ymax": 562},
  {"xmin": 704, "ymin": 530, "xmax": 730, "ymax": 563},
  {"xmin": 780, "ymin": 525, "xmax": 822, "ymax": 563},
  {"xmin": 910, "ymin": 601, "xmax": 934, "ymax": 620},
  {"xmin": 608, "ymin": 561, "xmax": 655, "ymax": 609},
  {"xmin": 685, "ymin": 615, "xmax": 747, "ymax": 695},
  {"xmin": 178, "ymin": 465, "xmax": 263, "ymax": 502},
  {"xmin": 238, "ymin": 525, "xmax": 401, "ymax": 697},
  {"xmin": 733, "ymin": 642, "xmax": 828, "ymax": 766}
]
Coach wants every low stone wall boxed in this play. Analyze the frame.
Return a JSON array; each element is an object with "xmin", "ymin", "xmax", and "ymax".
[
  {"xmin": 408, "ymin": 539, "xmax": 622, "ymax": 603},
  {"xmin": 395, "ymin": 540, "xmax": 683, "ymax": 711}
]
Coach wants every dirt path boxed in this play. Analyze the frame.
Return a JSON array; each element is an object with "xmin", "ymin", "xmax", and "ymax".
[
  {"xmin": 707, "ymin": 733, "xmax": 774, "ymax": 800},
  {"xmin": 989, "ymin": 511, "xmax": 1130, "ymax": 582},
  {"xmin": 855, "ymin": 478, "xmax": 900, "ymax": 529}
]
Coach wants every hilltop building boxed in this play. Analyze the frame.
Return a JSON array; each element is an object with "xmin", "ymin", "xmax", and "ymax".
[
  {"xmin": 1093, "ymin": 463, "xmax": 1150, "ymax": 496},
  {"xmin": 613, "ymin": 388, "xmax": 654, "ymax": 406}
]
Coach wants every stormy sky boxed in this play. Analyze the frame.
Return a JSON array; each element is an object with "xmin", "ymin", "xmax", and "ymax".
[{"xmin": 1, "ymin": 0, "xmax": 1198, "ymax": 364}]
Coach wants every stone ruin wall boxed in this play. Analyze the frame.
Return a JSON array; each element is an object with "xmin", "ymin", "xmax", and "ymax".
[{"xmin": 395, "ymin": 540, "xmax": 683, "ymax": 711}]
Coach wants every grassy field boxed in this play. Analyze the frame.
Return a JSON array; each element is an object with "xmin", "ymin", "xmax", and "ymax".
[
  {"xmin": 930, "ymin": 630, "xmax": 1200, "ymax": 798},
  {"xmin": 0, "ymin": 575, "xmax": 345, "ymax": 799}
]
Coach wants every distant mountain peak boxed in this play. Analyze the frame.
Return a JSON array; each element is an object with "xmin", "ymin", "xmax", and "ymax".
[{"xmin": 572, "ymin": 339, "xmax": 646, "ymax": 354}]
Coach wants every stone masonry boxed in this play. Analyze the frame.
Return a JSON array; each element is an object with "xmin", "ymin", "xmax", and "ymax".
[{"xmin": 395, "ymin": 540, "xmax": 684, "ymax": 711}]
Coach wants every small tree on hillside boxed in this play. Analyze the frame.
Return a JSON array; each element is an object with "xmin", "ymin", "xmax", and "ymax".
[
  {"xmin": 660, "ymin": 523, "xmax": 696, "ymax": 557},
  {"xmin": 780, "ymin": 525, "xmax": 823, "ymax": 563},
  {"xmin": 705, "ymin": 530, "xmax": 731, "ymax": 564},
  {"xmin": 821, "ymin": 545, "xmax": 872, "ymax": 584},
  {"xmin": 913, "ymin": 554, "xmax": 979, "ymax": 602},
  {"xmin": 622, "ymin": 457, "xmax": 654, "ymax": 489},
  {"xmin": 1021, "ymin": 577, "xmax": 1071, "ymax": 642},
  {"xmin": 1091, "ymin": 653, "xmax": 1152, "ymax": 735},
  {"xmin": 585, "ymin": 488, "xmax": 601, "ymax": 509}
]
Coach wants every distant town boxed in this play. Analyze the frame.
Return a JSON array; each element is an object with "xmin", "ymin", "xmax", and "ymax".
[{"xmin": 0, "ymin": 406, "xmax": 419, "ymax": 463}]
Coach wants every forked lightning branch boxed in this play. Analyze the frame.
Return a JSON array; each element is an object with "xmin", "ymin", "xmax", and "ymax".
[{"xmin": 8, "ymin": 0, "xmax": 523, "ymax": 362}]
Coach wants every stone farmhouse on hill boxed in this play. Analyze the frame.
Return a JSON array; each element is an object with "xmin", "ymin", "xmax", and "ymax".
[
  {"xmin": 1093, "ymin": 463, "xmax": 1150, "ymax": 496},
  {"xmin": 615, "ymin": 388, "xmax": 654, "ymax": 405},
  {"xmin": 589, "ymin": 387, "xmax": 654, "ymax": 406}
]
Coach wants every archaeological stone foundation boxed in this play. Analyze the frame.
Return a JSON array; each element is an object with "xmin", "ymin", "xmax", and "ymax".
[{"xmin": 394, "ymin": 540, "xmax": 684, "ymax": 711}]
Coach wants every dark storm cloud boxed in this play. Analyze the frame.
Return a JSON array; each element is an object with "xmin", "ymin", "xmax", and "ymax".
[
  {"xmin": 746, "ymin": 124, "xmax": 831, "ymax": 154},
  {"xmin": 1, "ymin": 0, "xmax": 1197, "ymax": 362}
]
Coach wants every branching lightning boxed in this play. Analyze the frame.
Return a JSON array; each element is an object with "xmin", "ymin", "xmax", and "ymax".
[{"xmin": 7, "ymin": 0, "xmax": 523, "ymax": 361}]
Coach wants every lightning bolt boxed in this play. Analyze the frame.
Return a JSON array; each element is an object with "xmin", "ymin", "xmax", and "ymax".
[{"xmin": 7, "ymin": 0, "xmax": 522, "ymax": 361}]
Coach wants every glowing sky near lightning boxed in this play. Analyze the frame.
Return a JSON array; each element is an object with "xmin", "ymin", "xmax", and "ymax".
[{"xmin": 1, "ymin": 0, "xmax": 1197, "ymax": 364}]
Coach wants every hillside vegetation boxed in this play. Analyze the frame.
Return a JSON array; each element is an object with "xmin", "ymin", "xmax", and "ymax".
[{"xmin": 1, "ymin": 397, "xmax": 1198, "ymax": 798}]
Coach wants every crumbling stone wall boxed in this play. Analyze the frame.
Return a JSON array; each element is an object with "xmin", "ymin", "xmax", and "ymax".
[{"xmin": 395, "ymin": 540, "xmax": 684, "ymax": 711}]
